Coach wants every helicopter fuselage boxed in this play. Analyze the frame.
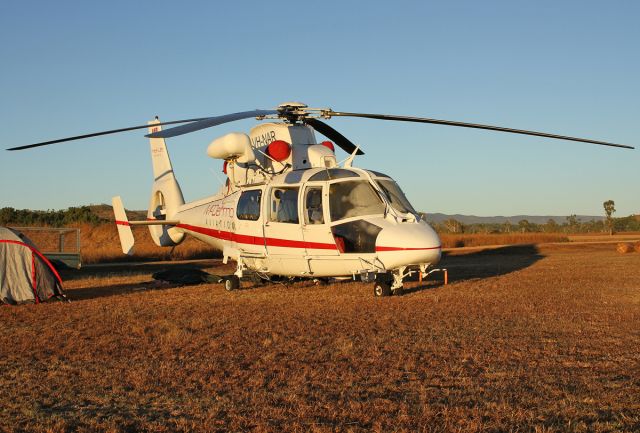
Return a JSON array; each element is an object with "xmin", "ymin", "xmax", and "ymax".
[{"xmin": 166, "ymin": 167, "xmax": 441, "ymax": 279}]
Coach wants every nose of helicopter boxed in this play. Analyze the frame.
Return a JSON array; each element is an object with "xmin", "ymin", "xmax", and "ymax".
[{"xmin": 375, "ymin": 221, "xmax": 442, "ymax": 268}]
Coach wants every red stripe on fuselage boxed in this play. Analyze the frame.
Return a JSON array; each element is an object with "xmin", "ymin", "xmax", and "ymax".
[
  {"xmin": 175, "ymin": 223, "xmax": 439, "ymax": 253},
  {"xmin": 176, "ymin": 223, "xmax": 339, "ymax": 250},
  {"xmin": 115, "ymin": 220, "xmax": 130, "ymax": 226},
  {"xmin": 375, "ymin": 245, "xmax": 442, "ymax": 252}
]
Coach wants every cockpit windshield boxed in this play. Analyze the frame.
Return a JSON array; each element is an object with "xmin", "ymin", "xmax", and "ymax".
[
  {"xmin": 375, "ymin": 179, "xmax": 416, "ymax": 215},
  {"xmin": 329, "ymin": 180, "xmax": 385, "ymax": 221}
]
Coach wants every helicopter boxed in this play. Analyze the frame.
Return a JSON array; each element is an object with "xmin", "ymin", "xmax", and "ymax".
[{"xmin": 8, "ymin": 102, "xmax": 633, "ymax": 296}]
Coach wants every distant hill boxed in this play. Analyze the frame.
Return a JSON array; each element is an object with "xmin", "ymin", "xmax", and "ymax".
[{"xmin": 423, "ymin": 213, "xmax": 604, "ymax": 225}]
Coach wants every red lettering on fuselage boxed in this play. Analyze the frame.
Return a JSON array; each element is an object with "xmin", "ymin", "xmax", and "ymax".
[
  {"xmin": 201, "ymin": 201, "xmax": 237, "ymax": 233},
  {"xmin": 205, "ymin": 203, "xmax": 234, "ymax": 218}
]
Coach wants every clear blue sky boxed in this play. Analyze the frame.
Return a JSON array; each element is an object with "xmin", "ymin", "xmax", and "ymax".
[{"xmin": 1, "ymin": 0, "xmax": 638, "ymax": 217}]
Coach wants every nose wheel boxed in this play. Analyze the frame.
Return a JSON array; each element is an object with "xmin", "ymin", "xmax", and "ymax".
[
  {"xmin": 373, "ymin": 273, "xmax": 403, "ymax": 297},
  {"xmin": 373, "ymin": 281, "xmax": 392, "ymax": 297}
]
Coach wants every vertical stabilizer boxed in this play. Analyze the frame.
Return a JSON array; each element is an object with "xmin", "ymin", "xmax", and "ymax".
[
  {"xmin": 147, "ymin": 118, "xmax": 185, "ymax": 247},
  {"xmin": 112, "ymin": 196, "xmax": 135, "ymax": 255},
  {"xmin": 148, "ymin": 118, "xmax": 177, "ymax": 180}
]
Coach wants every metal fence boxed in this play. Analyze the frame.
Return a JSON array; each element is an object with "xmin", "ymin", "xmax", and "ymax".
[{"xmin": 10, "ymin": 227, "xmax": 82, "ymax": 269}]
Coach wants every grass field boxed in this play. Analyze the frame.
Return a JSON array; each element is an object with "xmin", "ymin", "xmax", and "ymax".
[
  {"xmin": 439, "ymin": 232, "xmax": 568, "ymax": 248},
  {"xmin": 1, "ymin": 243, "xmax": 639, "ymax": 432}
]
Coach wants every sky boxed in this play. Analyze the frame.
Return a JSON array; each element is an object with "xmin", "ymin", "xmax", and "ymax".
[{"xmin": 1, "ymin": 0, "xmax": 638, "ymax": 217}]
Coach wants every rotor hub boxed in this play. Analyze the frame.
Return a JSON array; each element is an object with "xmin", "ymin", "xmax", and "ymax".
[{"xmin": 277, "ymin": 102, "xmax": 310, "ymax": 123}]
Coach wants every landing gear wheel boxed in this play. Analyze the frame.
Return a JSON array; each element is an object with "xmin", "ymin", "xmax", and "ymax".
[
  {"xmin": 374, "ymin": 281, "xmax": 392, "ymax": 297},
  {"xmin": 224, "ymin": 275, "xmax": 240, "ymax": 291}
]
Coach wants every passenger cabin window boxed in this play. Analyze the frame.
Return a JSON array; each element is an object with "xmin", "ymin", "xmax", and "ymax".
[
  {"xmin": 329, "ymin": 180, "xmax": 385, "ymax": 221},
  {"xmin": 270, "ymin": 187, "xmax": 299, "ymax": 224},
  {"xmin": 304, "ymin": 186, "xmax": 324, "ymax": 225},
  {"xmin": 236, "ymin": 190, "xmax": 262, "ymax": 221}
]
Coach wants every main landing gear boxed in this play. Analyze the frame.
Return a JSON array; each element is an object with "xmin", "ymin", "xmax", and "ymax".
[
  {"xmin": 224, "ymin": 275, "xmax": 240, "ymax": 291},
  {"xmin": 224, "ymin": 255, "xmax": 249, "ymax": 291},
  {"xmin": 372, "ymin": 265, "xmax": 448, "ymax": 297}
]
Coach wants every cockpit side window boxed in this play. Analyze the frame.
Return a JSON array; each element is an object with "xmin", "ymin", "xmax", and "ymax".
[
  {"xmin": 329, "ymin": 180, "xmax": 385, "ymax": 222},
  {"xmin": 304, "ymin": 186, "xmax": 324, "ymax": 225},
  {"xmin": 269, "ymin": 187, "xmax": 300, "ymax": 224},
  {"xmin": 236, "ymin": 189, "xmax": 262, "ymax": 221},
  {"xmin": 367, "ymin": 170, "xmax": 390, "ymax": 178},
  {"xmin": 375, "ymin": 179, "xmax": 417, "ymax": 215}
]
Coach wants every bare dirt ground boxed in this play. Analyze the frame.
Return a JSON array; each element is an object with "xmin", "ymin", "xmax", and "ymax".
[{"xmin": 1, "ymin": 243, "xmax": 639, "ymax": 432}]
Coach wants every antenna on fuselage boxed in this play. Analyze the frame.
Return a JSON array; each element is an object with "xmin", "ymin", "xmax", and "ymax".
[
  {"xmin": 342, "ymin": 145, "xmax": 361, "ymax": 168},
  {"xmin": 208, "ymin": 167, "xmax": 226, "ymax": 189}
]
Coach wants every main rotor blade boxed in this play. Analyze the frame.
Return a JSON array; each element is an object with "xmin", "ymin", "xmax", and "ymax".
[
  {"xmin": 6, "ymin": 117, "xmax": 210, "ymax": 151},
  {"xmin": 146, "ymin": 109, "xmax": 278, "ymax": 139},
  {"xmin": 305, "ymin": 118, "xmax": 365, "ymax": 155},
  {"xmin": 327, "ymin": 111, "xmax": 634, "ymax": 150}
]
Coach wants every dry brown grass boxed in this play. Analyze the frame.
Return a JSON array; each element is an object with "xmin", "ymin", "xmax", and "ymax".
[
  {"xmin": 1, "ymin": 243, "xmax": 639, "ymax": 432},
  {"xmin": 77, "ymin": 223, "xmax": 221, "ymax": 264},
  {"xmin": 634, "ymin": 241, "xmax": 640, "ymax": 253},
  {"xmin": 616, "ymin": 243, "xmax": 634, "ymax": 254},
  {"xmin": 440, "ymin": 232, "xmax": 568, "ymax": 248}
]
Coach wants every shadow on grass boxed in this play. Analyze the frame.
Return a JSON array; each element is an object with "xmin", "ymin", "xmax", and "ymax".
[
  {"xmin": 66, "ymin": 281, "xmax": 182, "ymax": 301},
  {"xmin": 66, "ymin": 259, "xmax": 222, "ymax": 277},
  {"xmin": 60, "ymin": 245, "xmax": 544, "ymax": 300},
  {"xmin": 59, "ymin": 260, "xmax": 228, "ymax": 301},
  {"xmin": 401, "ymin": 244, "xmax": 544, "ymax": 295}
]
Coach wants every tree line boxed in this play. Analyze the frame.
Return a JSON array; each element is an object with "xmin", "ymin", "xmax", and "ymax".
[
  {"xmin": 423, "ymin": 214, "xmax": 640, "ymax": 234},
  {"xmin": 0, "ymin": 206, "xmax": 106, "ymax": 227}
]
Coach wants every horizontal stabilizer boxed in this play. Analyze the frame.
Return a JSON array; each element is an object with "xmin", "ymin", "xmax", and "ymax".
[{"xmin": 112, "ymin": 196, "xmax": 135, "ymax": 255}]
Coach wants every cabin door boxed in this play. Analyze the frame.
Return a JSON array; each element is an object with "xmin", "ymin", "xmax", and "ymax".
[
  {"xmin": 301, "ymin": 185, "xmax": 339, "ymax": 257},
  {"xmin": 263, "ymin": 185, "xmax": 309, "ymax": 275}
]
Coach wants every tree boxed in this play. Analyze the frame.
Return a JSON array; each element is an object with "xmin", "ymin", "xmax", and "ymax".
[
  {"xmin": 518, "ymin": 219, "xmax": 531, "ymax": 233},
  {"xmin": 603, "ymin": 200, "xmax": 616, "ymax": 235},
  {"xmin": 565, "ymin": 214, "xmax": 580, "ymax": 233},
  {"xmin": 502, "ymin": 220, "xmax": 512, "ymax": 233},
  {"xmin": 444, "ymin": 218, "xmax": 464, "ymax": 233},
  {"xmin": 0, "ymin": 207, "xmax": 16, "ymax": 225},
  {"xmin": 545, "ymin": 218, "xmax": 559, "ymax": 233}
]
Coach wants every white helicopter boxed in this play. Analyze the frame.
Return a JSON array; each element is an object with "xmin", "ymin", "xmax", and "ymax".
[{"xmin": 8, "ymin": 102, "xmax": 633, "ymax": 296}]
